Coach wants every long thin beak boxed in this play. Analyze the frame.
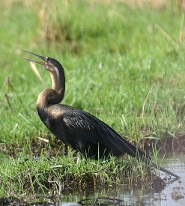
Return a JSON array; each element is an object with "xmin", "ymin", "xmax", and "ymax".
[
  {"xmin": 23, "ymin": 50, "xmax": 47, "ymax": 66},
  {"xmin": 23, "ymin": 50, "xmax": 46, "ymax": 60}
]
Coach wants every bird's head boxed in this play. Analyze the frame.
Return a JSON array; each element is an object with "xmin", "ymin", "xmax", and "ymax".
[
  {"xmin": 23, "ymin": 50, "xmax": 65, "ymax": 95},
  {"xmin": 23, "ymin": 50, "xmax": 62, "ymax": 74}
]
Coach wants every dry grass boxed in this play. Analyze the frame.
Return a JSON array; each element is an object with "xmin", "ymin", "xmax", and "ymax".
[
  {"xmin": 123, "ymin": 0, "xmax": 168, "ymax": 8},
  {"xmin": 88, "ymin": 0, "xmax": 175, "ymax": 9},
  {"xmin": 0, "ymin": 0, "xmax": 177, "ymax": 9}
]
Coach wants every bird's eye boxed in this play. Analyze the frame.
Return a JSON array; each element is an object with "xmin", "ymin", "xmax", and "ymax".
[{"xmin": 45, "ymin": 57, "xmax": 50, "ymax": 62}]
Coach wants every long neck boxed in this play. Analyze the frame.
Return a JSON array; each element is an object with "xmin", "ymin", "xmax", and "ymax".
[
  {"xmin": 37, "ymin": 66, "xmax": 65, "ymax": 108},
  {"xmin": 49, "ymin": 65, "xmax": 65, "ymax": 99}
]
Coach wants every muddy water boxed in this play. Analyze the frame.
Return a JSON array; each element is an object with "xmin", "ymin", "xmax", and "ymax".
[{"xmin": 60, "ymin": 152, "xmax": 185, "ymax": 206}]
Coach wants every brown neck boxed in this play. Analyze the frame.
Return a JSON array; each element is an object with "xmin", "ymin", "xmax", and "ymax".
[
  {"xmin": 37, "ymin": 66, "xmax": 65, "ymax": 108},
  {"xmin": 49, "ymin": 68, "xmax": 65, "ymax": 99}
]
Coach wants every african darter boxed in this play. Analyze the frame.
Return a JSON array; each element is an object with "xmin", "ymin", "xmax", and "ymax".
[{"xmin": 24, "ymin": 50, "xmax": 180, "ymax": 179}]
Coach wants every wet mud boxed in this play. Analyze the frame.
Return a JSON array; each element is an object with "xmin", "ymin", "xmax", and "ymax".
[{"xmin": 1, "ymin": 135, "xmax": 185, "ymax": 205}]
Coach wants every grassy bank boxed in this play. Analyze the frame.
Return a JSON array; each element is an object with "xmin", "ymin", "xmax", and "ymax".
[{"xmin": 0, "ymin": 0, "xmax": 185, "ymax": 196}]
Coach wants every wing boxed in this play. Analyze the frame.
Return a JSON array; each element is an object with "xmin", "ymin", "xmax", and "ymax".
[{"xmin": 62, "ymin": 107, "xmax": 144, "ymax": 158}]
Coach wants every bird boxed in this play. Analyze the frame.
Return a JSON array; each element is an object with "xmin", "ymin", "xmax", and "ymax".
[{"xmin": 24, "ymin": 50, "xmax": 180, "ymax": 179}]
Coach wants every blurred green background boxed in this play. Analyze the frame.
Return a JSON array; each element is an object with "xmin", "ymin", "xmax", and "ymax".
[
  {"xmin": 0, "ymin": 0, "xmax": 185, "ymax": 144},
  {"xmin": 1, "ymin": 0, "xmax": 185, "ymax": 196}
]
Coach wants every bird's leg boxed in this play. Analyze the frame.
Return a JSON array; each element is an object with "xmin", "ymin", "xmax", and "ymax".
[{"xmin": 65, "ymin": 144, "xmax": 69, "ymax": 156}]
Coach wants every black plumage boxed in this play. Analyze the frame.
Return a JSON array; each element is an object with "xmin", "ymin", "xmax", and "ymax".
[
  {"xmin": 24, "ymin": 50, "xmax": 180, "ymax": 179},
  {"xmin": 39, "ymin": 103, "xmax": 145, "ymax": 159}
]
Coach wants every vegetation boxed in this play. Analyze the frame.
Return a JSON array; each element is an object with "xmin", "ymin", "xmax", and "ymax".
[{"xmin": 0, "ymin": 0, "xmax": 185, "ymax": 197}]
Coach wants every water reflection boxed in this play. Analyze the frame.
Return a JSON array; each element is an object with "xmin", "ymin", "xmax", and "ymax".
[{"xmin": 60, "ymin": 153, "xmax": 185, "ymax": 206}]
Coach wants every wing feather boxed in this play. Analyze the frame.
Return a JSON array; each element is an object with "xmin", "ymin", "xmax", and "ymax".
[{"xmin": 62, "ymin": 107, "xmax": 141, "ymax": 157}]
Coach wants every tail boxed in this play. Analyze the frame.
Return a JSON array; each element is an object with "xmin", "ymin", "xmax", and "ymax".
[
  {"xmin": 120, "ymin": 138, "xmax": 180, "ymax": 179},
  {"xmin": 151, "ymin": 161, "xmax": 180, "ymax": 179}
]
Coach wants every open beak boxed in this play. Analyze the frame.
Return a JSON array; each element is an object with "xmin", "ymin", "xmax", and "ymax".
[{"xmin": 23, "ymin": 50, "xmax": 48, "ymax": 67}]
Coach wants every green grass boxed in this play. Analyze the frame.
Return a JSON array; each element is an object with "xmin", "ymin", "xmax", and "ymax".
[
  {"xmin": 0, "ymin": 0, "xmax": 185, "ymax": 196},
  {"xmin": 0, "ymin": 149, "xmax": 149, "ymax": 197}
]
